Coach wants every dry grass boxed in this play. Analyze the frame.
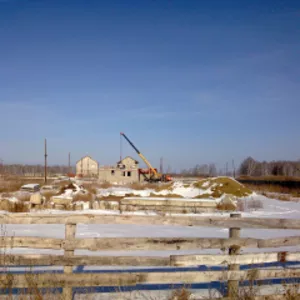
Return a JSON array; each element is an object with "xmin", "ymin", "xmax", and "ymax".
[
  {"xmin": 216, "ymin": 202, "xmax": 237, "ymax": 211},
  {"xmin": 0, "ymin": 176, "xmax": 51, "ymax": 193},
  {"xmin": 238, "ymin": 175, "xmax": 300, "ymax": 182},
  {"xmin": 96, "ymin": 195, "xmax": 124, "ymax": 202},
  {"xmin": 41, "ymin": 190, "xmax": 59, "ymax": 203},
  {"xmin": 246, "ymin": 198, "xmax": 263, "ymax": 210},
  {"xmin": 149, "ymin": 193, "xmax": 183, "ymax": 198},
  {"xmin": 193, "ymin": 194, "xmax": 213, "ymax": 199},
  {"xmin": 72, "ymin": 192, "xmax": 94, "ymax": 202},
  {"xmin": 194, "ymin": 177, "xmax": 252, "ymax": 198},
  {"xmin": 0, "ymin": 180, "xmax": 24, "ymax": 193},
  {"xmin": 15, "ymin": 193, "xmax": 31, "ymax": 202},
  {"xmin": 124, "ymin": 182, "xmax": 173, "ymax": 192},
  {"xmin": 245, "ymin": 183, "xmax": 300, "ymax": 198},
  {"xmin": 276, "ymin": 194, "xmax": 293, "ymax": 201},
  {"xmin": 168, "ymin": 287, "xmax": 191, "ymax": 300},
  {"xmin": 236, "ymin": 199, "xmax": 245, "ymax": 212},
  {"xmin": 83, "ymin": 182, "xmax": 113, "ymax": 194},
  {"xmin": 154, "ymin": 183, "xmax": 174, "ymax": 192},
  {"xmin": 0, "ymin": 199, "xmax": 29, "ymax": 212},
  {"xmin": 97, "ymin": 182, "xmax": 114, "ymax": 189}
]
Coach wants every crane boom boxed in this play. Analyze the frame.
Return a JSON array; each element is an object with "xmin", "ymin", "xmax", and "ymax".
[{"xmin": 120, "ymin": 132, "xmax": 158, "ymax": 177}]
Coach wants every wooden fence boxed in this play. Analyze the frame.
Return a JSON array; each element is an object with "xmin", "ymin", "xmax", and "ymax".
[{"xmin": 0, "ymin": 212, "xmax": 300, "ymax": 299}]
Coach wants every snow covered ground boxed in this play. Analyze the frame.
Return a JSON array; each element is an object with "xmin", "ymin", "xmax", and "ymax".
[
  {"xmin": 96, "ymin": 180, "xmax": 218, "ymax": 199},
  {"xmin": 0, "ymin": 193, "xmax": 299, "ymax": 257},
  {"xmin": 0, "ymin": 179, "xmax": 300, "ymax": 298}
]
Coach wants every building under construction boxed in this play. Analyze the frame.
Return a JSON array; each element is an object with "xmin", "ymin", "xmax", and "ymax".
[
  {"xmin": 76, "ymin": 132, "xmax": 171, "ymax": 183},
  {"xmin": 76, "ymin": 156, "xmax": 99, "ymax": 178},
  {"xmin": 98, "ymin": 156, "xmax": 146, "ymax": 184}
]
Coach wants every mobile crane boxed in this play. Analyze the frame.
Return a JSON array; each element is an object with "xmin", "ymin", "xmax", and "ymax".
[{"xmin": 120, "ymin": 132, "xmax": 172, "ymax": 182}]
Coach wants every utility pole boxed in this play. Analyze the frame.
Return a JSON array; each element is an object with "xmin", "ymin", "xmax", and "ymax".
[
  {"xmin": 68, "ymin": 152, "xmax": 71, "ymax": 174},
  {"xmin": 225, "ymin": 162, "xmax": 228, "ymax": 176},
  {"xmin": 0, "ymin": 159, "xmax": 3, "ymax": 175},
  {"xmin": 232, "ymin": 159, "xmax": 236, "ymax": 178},
  {"xmin": 120, "ymin": 133, "xmax": 123, "ymax": 162},
  {"xmin": 44, "ymin": 139, "xmax": 48, "ymax": 184},
  {"xmin": 160, "ymin": 157, "xmax": 163, "ymax": 174}
]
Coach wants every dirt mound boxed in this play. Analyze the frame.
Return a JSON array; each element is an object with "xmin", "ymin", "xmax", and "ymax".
[{"xmin": 193, "ymin": 177, "xmax": 252, "ymax": 198}]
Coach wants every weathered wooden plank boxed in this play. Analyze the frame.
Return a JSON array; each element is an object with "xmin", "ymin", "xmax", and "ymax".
[
  {"xmin": 0, "ymin": 273, "xmax": 138, "ymax": 288},
  {"xmin": 63, "ymin": 223, "xmax": 76, "ymax": 300},
  {"xmin": 0, "ymin": 237, "xmax": 63, "ymax": 249},
  {"xmin": 0, "ymin": 213, "xmax": 299, "ymax": 229},
  {"xmin": 121, "ymin": 199, "xmax": 217, "ymax": 207},
  {"xmin": 137, "ymin": 268, "xmax": 300, "ymax": 284},
  {"xmin": 258, "ymin": 236, "xmax": 300, "ymax": 248},
  {"xmin": 120, "ymin": 205, "xmax": 214, "ymax": 213},
  {"xmin": 171, "ymin": 251, "xmax": 300, "ymax": 266},
  {"xmin": 2, "ymin": 236, "xmax": 299, "ymax": 252},
  {"xmin": 222, "ymin": 294, "xmax": 300, "ymax": 300},
  {"xmin": 228, "ymin": 212, "xmax": 241, "ymax": 298},
  {"xmin": 63, "ymin": 237, "xmax": 259, "ymax": 251},
  {"xmin": 0, "ymin": 254, "xmax": 170, "ymax": 266},
  {"xmin": 2, "ymin": 269, "xmax": 300, "ymax": 288},
  {"xmin": 2, "ymin": 251, "xmax": 299, "ymax": 267}
]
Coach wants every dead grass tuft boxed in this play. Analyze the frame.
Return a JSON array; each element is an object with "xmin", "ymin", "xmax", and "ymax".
[
  {"xmin": 83, "ymin": 182, "xmax": 113, "ymax": 193},
  {"xmin": 97, "ymin": 182, "xmax": 114, "ymax": 189},
  {"xmin": 168, "ymin": 287, "xmax": 191, "ymax": 300},
  {"xmin": 16, "ymin": 193, "xmax": 31, "ymax": 202},
  {"xmin": 194, "ymin": 177, "xmax": 252, "ymax": 198},
  {"xmin": 0, "ymin": 199, "xmax": 29, "ymax": 212},
  {"xmin": 193, "ymin": 194, "xmax": 213, "ymax": 199},
  {"xmin": 149, "ymin": 193, "xmax": 183, "ymax": 198},
  {"xmin": 216, "ymin": 202, "xmax": 237, "ymax": 211},
  {"xmin": 236, "ymin": 199, "xmax": 245, "ymax": 212},
  {"xmin": 72, "ymin": 192, "xmax": 94, "ymax": 202},
  {"xmin": 244, "ymin": 183, "xmax": 300, "ymax": 200},
  {"xmin": 246, "ymin": 198, "xmax": 263, "ymax": 210},
  {"xmin": 96, "ymin": 195, "xmax": 124, "ymax": 202},
  {"xmin": 42, "ymin": 190, "xmax": 59, "ymax": 203},
  {"xmin": 154, "ymin": 183, "xmax": 174, "ymax": 192}
]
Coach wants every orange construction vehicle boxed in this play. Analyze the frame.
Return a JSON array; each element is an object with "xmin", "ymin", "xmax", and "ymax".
[{"xmin": 120, "ymin": 132, "xmax": 172, "ymax": 182}]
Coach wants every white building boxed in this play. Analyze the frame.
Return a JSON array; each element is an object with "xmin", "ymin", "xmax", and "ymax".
[{"xmin": 76, "ymin": 155, "xmax": 99, "ymax": 177}]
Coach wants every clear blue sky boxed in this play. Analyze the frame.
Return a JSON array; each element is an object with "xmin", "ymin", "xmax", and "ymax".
[{"xmin": 0, "ymin": 0, "xmax": 299, "ymax": 171}]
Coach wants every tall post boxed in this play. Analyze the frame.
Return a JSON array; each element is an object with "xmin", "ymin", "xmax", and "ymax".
[
  {"xmin": 63, "ymin": 223, "xmax": 76, "ymax": 300},
  {"xmin": 160, "ymin": 157, "xmax": 163, "ymax": 174},
  {"xmin": 228, "ymin": 212, "xmax": 241, "ymax": 298},
  {"xmin": 232, "ymin": 159, "xmax": 236, "ymax": 178},
  {"xmin": 68, "ymin": 152, "xmax": 71, "ymax": 174},
  {"xmin": 44, "ymin": 139, "xmax": 47, "ymax": 184},
  {"xmin": 120, "ymin": 133, "xmax": 123, "ymax": 161}
]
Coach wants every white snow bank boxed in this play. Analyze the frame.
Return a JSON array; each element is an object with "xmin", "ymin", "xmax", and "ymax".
[{"xmin": 96, "ymin": 178, "xmax": 253, "ymax": 200}]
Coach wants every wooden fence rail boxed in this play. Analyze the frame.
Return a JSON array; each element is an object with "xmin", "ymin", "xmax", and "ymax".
[
  {"xmin": 2, "ymin": 236, "xmax": 300, "ymax": 251},
  {"xmin": 0, "ymin": 212, "xmax": 300, "ymax": 300},
  {"xmin": 0, "ymin": 213, "xmax": 300, "ymax": 228}
]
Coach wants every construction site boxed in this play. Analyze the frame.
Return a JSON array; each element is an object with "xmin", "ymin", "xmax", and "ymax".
[{"xmin": 76, "ymin": 132, "xmax": 172, "ymax": 184}]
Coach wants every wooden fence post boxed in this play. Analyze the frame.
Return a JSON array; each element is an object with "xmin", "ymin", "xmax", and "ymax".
[
  {"xmin": 228, "ymin": 212, "xmax": 241, "ymax": 298},
  {"xmin": 63, "ymin": 223, "xmax": 76, "ymax": 300}
]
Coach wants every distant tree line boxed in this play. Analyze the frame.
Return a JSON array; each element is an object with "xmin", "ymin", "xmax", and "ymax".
[
  {"xmin": 180, "ymin": 163, "xmax": 218, "ymax": 177},
  {"xmin": 0, "ymin": 164, "xmax": 74, "ymax": 176},
  {"xmin": 239, "ymin": 157, "xmax": 300, "ymax": 177}
]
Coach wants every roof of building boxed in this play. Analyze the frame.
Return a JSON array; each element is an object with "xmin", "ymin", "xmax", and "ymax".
[
  {"xmin": 76, "ymin": 155, "xmax": 98, "ymax": 164},
  {"xmin": 117, "ymin": 156, "xmax": 139, "ymax": 165}
]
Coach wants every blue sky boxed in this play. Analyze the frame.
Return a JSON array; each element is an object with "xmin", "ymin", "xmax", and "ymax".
[{"xmin": 0, "ymin": 0, "xmax": 299, "ymax": 171}]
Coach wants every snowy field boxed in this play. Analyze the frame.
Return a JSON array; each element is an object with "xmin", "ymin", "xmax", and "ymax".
[{"xmin": 0, "ymin": 179, "xmax": 300, "ymax": 298}]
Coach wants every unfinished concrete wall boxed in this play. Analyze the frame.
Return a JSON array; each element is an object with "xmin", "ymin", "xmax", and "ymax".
[
  {"xmin": 76, "ymin": 156, "xmax": 99, "ymax": 177},
  {"xmin": 99, "ymin": 168, "xmax": 140, "ymax": 184},
  {"xmin": 99, "ymin": 156, "xmax": 142, "ymax": 184}
]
